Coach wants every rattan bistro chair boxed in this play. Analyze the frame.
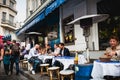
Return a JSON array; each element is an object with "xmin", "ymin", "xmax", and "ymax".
[
  {"xmin": 48, "ymin": 66, "xmax": 60, "ymax": 80},
  {"xmin": 60, "ymin": 70, "xmax": 74, "ymax": 80},
  {"xmin": 40, "ymin": 63, "xmax": 49, "ymax": 75}
]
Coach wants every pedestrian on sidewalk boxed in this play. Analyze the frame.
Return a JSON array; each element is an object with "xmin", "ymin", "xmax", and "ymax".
[
  {"xmin": 3, "ymin": 41, "xmax": 11, "ymax": 75},
  {"xmin": 10, "ymin": 40, "xmax": 20, "ymax": 75},
  {"xmin": 0, "ymin": 42, "xmax": 4, "ymax": 61}
]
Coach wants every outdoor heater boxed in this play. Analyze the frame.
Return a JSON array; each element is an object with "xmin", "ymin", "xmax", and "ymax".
[{"xmin": 67, "ymin": 14, "xmax": 109, "ymax": 63}]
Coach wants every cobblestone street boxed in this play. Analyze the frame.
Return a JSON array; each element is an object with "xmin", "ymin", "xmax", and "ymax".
[{"xmin": 0, "ymin": 61, "xmax": 29, "ymax": 80}]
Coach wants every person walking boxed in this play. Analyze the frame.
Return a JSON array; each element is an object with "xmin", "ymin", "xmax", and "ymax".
[
  {"xmin": 3, "ymin": 41, "xmax": 11, "ymax": 75},
  {"xmin": 10, "ymin": 40, "xmax": 20, "ymax": 75},
  {"xmin": 0, "ymin": 43, "xmax": 4, "ymax": 61}
]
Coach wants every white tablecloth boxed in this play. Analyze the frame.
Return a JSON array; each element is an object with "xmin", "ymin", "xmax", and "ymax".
[
  {"xmin": 53, "ymin": 55, "xmax": 87, "ymax": 70},
  {"xmin": 91, "ymin": 60, "xmax": 120, "ymax": 79},
  {"xmin": 24, "ymin": 54, "xmax": 54, "ymax": 63},
  {"xmin": 38, "ymin": 55, "xmax": 54, "ymax": 63},
  {"xmin": 53, "ymin": 57, "xmax": 74, "ymax": 70}
]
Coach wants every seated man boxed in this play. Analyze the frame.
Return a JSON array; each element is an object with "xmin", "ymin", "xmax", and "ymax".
[
  {"xmin": 59, "ymin": 43, "xmax": 70, "ymax": 56},
  {"xmin": 28, "ymin": 44, "xmax": 42, "ymax": 74}
]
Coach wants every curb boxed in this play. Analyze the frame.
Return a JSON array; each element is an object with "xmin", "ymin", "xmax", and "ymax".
[{"xmin": 19, "ymin": 69, "xmax": 35, "ymax": 80}]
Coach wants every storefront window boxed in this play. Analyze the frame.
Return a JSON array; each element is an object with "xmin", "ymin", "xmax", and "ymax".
[
  {"xmin": 98, "ymin": 16, "xmax": 120, "ymax": 50},
  {"xmin": 97, "ymin": 0, "xmax": 120, "ymax": 50},
  {"xmin": 63, "ymin": 15, "xmax": 74, "ymax": 45}
]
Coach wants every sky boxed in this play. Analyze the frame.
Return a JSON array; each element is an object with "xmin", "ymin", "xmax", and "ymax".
[{"xmin": 16, "ymin": 0, "xmax": 26, "ymax": 23}]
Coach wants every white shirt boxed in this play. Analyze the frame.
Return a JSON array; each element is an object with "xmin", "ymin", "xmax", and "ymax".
[
  {"xmin": 26, "ymin": 44, "xmax": 31, "ymax": 50},
  {"xmin": 61, "ymin": 49, "xmax": 64, "ymax": 56},
  {"xmin": 28, "ymin": 47, "xmax": 39, "ymax": 59},
  {"xmin": 54, "ymin": 47, "xmax": 60, "ymax": 55}
]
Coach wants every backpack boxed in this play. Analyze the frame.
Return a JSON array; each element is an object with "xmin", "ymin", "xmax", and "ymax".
[{"xmin": 12, "ymin": 44, "xmax": 20, "ymax": 56}]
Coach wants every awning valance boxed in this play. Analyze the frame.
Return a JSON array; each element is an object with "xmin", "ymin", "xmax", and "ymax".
[{"xmin": 16, "ymin": 0, "xmax": 66, "ymax": 36}]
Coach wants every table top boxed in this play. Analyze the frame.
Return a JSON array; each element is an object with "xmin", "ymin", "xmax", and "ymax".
[
  {"xmin": 91, "ymin": 60, "xmax": 120, "ymax": 78},
  {"xmin": 95, "ymin": 60, "xmax": 120, "ymax": 63}
]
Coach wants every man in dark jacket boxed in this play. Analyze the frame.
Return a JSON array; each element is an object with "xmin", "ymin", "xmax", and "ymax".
[
  {"xmin": 10, "ymin": 40, "xmax": 20, "ymax": 75},
  {"xmin": 59, "ymin": 43, "xmax": 70, "ymax": 56}
]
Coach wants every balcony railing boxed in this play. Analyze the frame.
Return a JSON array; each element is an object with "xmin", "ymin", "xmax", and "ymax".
[
  {"xmin": 1, "ymin": 19, "xmax": 16, "ymax": 27},
  {"xmin": 41, "ymin": 0, "xmax": 47, "ymax": 4},
  {"xmin": 0, "ymin": 3, "xmax": 17, "ymax": 13}
]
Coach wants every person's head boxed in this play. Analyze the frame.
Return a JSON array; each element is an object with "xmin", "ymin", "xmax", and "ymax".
[
  {"xmin": 34, "ymin": 44, "xmax": 40, "ymax": 50},
  {"xmin": 59, "ymin": 43, "xmax": 64, "ymax": 49},
  {"xmin": 12, "ymin": 40, "xmax": 16, "ymax": 45},
  {"xmin": 46, "ymin": 44, "xmax": 51, "ymax": 49},
  {"xmin": 21, "ymin": 46, "xmax": 25, "ymax": 49},
  {"xmin": 54, "ymin": 43, "xmax": 59, "ymax": 48},
  {"xmin": 109, "ymin": 36, "xmax": 119, "ymax": 48}
]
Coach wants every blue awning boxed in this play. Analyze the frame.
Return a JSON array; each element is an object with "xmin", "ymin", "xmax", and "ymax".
[
  {"xmin": 16, "ymin": 9, "xmax": 45, "ymax": 36},
  {"xmin": 16, "ymin": 0, "xmax": 66, "ymax": 36},
  {"xmin": 45, "ymin": 0, "xmax": 66, "ymax": 15}
]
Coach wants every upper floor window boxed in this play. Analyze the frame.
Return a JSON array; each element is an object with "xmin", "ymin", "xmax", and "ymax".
[
  {"xmin": 9, "ymin": 14, "xmax": 14, "ymax": 24},
  {"xmin": 10, "ymin": 1, "xmax": 14, "ymax": 9},
  {"xmin": 2, "ymin": 12, "xmax": 6, "ymax": 21},
  {"xmin": 3, "ymin": 0, "xmax": 6, "ymax": 5}
]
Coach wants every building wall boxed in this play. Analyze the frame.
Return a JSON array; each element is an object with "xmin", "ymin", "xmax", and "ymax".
[
  {"xmin": 0, "ymin": 0, "xmax": 18, "ymax": 40},
  {"xmin": 60, "ymin": 0, "xmax": 99, "ymax": 51},
  {"xmin": 26, "ymin": 0, "xmax": 48, "ymax": 18}
]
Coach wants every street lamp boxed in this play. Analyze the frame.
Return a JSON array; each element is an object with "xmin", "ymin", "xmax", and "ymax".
[{"xmin": 67, "ymin": 14, "xmax": 109, "ymax": 63}]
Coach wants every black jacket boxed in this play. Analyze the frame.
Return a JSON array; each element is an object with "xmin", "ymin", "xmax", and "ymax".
[{"xmin": 60, "ymin": 47, "xmax": 70, "ymax": 56}]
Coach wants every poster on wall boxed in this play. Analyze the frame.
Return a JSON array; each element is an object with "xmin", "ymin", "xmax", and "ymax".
[
  {"xmin": 64, "ymin": 25, "xmax": 74, "ymax": 44},
  {"xmin": 63, "ymin": 15, "xmax": 74, "ymax": 45},
  {"xmin": 47, "ymin": 24, "xmax": 58, "ymax": 40}
]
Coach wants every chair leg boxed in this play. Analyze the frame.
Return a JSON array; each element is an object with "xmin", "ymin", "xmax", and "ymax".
[
  {"xmin": 46, "ymin": 66, "xmax": 49, "ymax": 75},
  {"xmin": 61, "ymin": 75, "xmax": 64, "ymax": 80},
  {"xmin": 71, "ymin": 74, "xmax": 73, "ymax": 80},
  {"xmin": 49, "ymin": 71, "xmax": 53, "ymax": 80},
  {"xmin": 41, "ymin": 67, "xmax": 43, "ymax": 75},
  {"xmin": 57, "ymin": 69, "xmax": 60, "ymax": 80}
]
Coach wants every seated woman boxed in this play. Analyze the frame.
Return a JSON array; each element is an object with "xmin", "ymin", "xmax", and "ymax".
[
  {"xmin": 105, "ymin": 35, "xmax": 120, "ymax": 60},
  {"xmin": 50, "ymin": 44, "xmax": 60, "ymax": 56}
]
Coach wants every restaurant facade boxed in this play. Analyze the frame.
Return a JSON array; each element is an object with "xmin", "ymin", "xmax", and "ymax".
[{"xmin": 16, "ymin": 0, "xmax": 120, "ymax": 51}]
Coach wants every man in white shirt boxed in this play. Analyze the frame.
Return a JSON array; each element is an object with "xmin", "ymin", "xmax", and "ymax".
[
  {"xmin": 28, "ymin": 44, "xmax": 41, "ymax": 74},
  {"xmin": 28, "ymin": 44, "xmax": 39, "ymax": 59}
]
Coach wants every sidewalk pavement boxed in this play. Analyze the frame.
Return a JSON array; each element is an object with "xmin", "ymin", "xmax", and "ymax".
[
  {"xmin": 20, "ymin": 69, "xmax": 49, "ymax": 80},
  {"xmin": 19, "ymin": 59, "xmax": 96, "ymax": 80},
  {"xmin": 20, "ymin": 68, "xmax": 49, "ymax": 80}
]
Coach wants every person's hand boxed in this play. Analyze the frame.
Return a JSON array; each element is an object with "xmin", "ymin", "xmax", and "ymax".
[
  {"xmin": 104, "ymin": 53, "xmax": 112, "ymax": 58},
  {"xmin": 109, "ymin": 51, "xmax": 116, "ymax": 56}
]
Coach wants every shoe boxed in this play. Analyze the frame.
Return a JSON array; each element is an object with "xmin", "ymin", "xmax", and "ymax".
[
  {"xmin": 16, "ymin": 72, "xmax": 19, "ymax": 75},
  {"xmin": 32, "ymin": 70, "xmax": 35, "ymax": 75},
  {"xmin": 10, "ymin": 71, "xmax": 13, "ymax": 75}
]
